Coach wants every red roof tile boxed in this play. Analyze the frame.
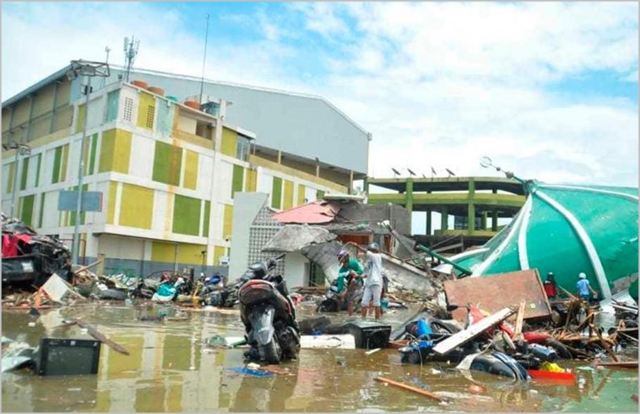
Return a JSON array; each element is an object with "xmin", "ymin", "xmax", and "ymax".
[{"xmin": 272, "ymin": 201, "xmax": 341, "ymax": 224}]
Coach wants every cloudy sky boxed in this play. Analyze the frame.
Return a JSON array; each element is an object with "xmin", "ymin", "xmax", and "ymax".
[{"xmin": 2, "ymin": 1, "xmax": 638, "ymax": 187}]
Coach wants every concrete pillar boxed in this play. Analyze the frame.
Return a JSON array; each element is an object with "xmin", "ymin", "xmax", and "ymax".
[
  {"xmin": 405, "ymin": 178, "xmax": 414, "ymax": 212},
  {"xmin": 50, "ymin": 81, "xmax": 60, "ymax": 133},
  {"xmin": 492, "ymin": 209, "xmax": 498, "ymax": 232},
  {"xmin": 26, "ymin": 95, "xmax": 35, "ymax": 141},
  {"xmin": 441, "ymin": 207, "xmax": 448, "ymax": 231},
  {"xmin": 481, "ymin": 211, "xmax": 488, "ymax": 231},
  {"xmin": 426, "ymin": 208, "xmax": 432, "ymax": 235},
  {"xmin": 349, "ymin": 170, "xmax": 354, "ymax": 195},
  {"xmin": 277, "ymin": 150, "xmax": 282, "ymax": 164},
  {"xmin": 363, "ymin": 176, "xmax": 370, "ymax": 194},
  {"xmin": 467, "ymin": 178, "xmax": 476, "ymax": 235}
]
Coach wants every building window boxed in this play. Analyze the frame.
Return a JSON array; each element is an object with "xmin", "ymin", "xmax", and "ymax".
[
  {"xmin": 105, "ymin": 90, "xmax": 120, "ymax": 122},
  {"xmin": 123, "ymin": 97, "xmax": 134, "ymax": 123},
  {"xmin": 146, "ymin": 105, "xmax": 155, "ymax": 129},
  {"xmin": 236, "ymin": 135, "xmax": 251, "ymax": 161}
]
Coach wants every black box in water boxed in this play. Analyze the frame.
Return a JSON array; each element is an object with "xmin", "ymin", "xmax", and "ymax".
[
  {"xmin": 344, "ymin": 321, "xmax": 391, "ymax": 349},
  {"xmin": 33, "ymin": 338, "xmax": 101, "ymax": 376}
]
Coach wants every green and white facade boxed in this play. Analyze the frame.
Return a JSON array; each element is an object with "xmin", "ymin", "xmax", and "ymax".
[{"xmin": 2, "ymin": 71, "xmax": 361, "ymax": 276}]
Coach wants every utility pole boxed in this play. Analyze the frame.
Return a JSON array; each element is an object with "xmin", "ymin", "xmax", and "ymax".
[{"xmin": 66, "ymin": 60, "xmax": 110, "ymax": 265}]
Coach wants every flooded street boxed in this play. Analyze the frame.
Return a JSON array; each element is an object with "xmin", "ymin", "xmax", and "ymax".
[{"xmin": 2, "ymin": 303, "xmax": 637, "ymax": 412}]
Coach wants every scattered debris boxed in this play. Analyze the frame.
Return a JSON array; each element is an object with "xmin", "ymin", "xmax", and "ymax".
[{"xmin": 433, "ymin": 307, "xmax": 517, "ymax": 356}]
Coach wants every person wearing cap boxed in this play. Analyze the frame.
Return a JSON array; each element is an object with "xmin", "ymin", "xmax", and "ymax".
[
  {"xmin": 544, "ymin": 272, "xmax": 558, "ymax": 300},
  {"xmin": 350, "ymin": 241, "xmax": 384, "ymax": 320},
  {"xmin": 336, "ymin": 249, "xmax": 364, "ymax": 316},
  {"xmin": 576, "ymin": 272, "xmax": 598, "ymax": 301}
]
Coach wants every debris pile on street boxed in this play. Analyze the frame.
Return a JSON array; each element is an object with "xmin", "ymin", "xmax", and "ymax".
[
  {"xmin": 2, "ymin": 212, "xmax": 72, "ymax": 289},
  {"xmin": 387, "ymin": 270, "xmax": 639, "ymax": 382}
]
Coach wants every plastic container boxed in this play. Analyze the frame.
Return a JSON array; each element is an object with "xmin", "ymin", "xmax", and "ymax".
[
  {"xmin": 147, "ymin": 86, "xmax": 165, "ymax": 96},
  {"xmin": 529, "ymin": 343, "xmax": 558, "ymax": 362},
  {"xmin": 184, "ymin": 100, "xmax": 201, "ymax": 110},
  {"xmin": 131, "ymin": 80, "xmax": 149, "ymax": 89},
  {"xmin": 381, "ymin": 299, "xmax": 389, "ymax": 309},
  {"xmin": 166, "ymin": 96, "xmax": 178, "ymax": 102},
  {"xmin": 416, "ymin": 319, "xmax": 433, "ymax": 337}
]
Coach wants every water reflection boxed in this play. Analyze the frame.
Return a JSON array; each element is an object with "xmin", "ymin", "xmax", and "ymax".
[{"xmin": 2, "ymin": 305, "xmax": 638, "ymax": 412}]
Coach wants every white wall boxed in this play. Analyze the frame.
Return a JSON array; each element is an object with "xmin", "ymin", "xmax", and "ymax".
[
  {"xmin": 197, "ymin": 153, "xmax": 214, "ymax": 194},
  {"xmin": 98, "ymin": 234, "xmax": 144, "ymax": 261},
  {"xmin": 128, "ymin": 134, "xmax": 155, "ymax": 180},
  {"xmin": 228, "ymin": 192, "xmax": 270, "ymax": 279},
  {"xmin": 284, "ymin": 251, "xmax": 308, "ymax": 288},
  {"xmin": 257, "ymin": 171, "xmax": 273, "ymax": 206},
  {"xmin": 214, "ymin": 160, "xmax": 233, "ymax": 204},
  {"xmin": 40, "ymin": 190, "xmax": 59, "ymax": 230},
  {"xmin": 177, "ymin": 116, "xmax": 197, "ymax": 135}
]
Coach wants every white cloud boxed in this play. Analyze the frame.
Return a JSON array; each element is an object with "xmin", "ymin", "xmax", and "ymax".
[{"xmin": 1, "ymin": 1, "xmax": 638, "ymax": 190}]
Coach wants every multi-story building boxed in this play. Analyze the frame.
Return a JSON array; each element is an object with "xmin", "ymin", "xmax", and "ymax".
[{"xmin": 1, "ymin": 64, "xmax": 370, "ymax": 276}]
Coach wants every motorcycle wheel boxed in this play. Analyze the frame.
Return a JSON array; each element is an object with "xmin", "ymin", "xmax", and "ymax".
[{"xmin": 260, "ymin": 340, "xmax": 282, "ymax": 364}]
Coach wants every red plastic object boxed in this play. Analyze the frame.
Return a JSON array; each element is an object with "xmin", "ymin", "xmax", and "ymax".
[
  {"xmin": 523, "ymin": 331, "xmax": 552, "ymax": 343},
  {"xmin": 527, "ymin": 369, "xmax": 576, "ymax": 381}
]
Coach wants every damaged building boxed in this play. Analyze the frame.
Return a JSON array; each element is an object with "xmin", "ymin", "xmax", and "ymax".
[{"xmin": 229, "ymin": 193, "xmax": 440, "ymax": 295}]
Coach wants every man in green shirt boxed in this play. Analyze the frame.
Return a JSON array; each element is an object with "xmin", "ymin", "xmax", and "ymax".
[{"xmin": 337, "ymin": 249, "xmax": 364, "ymax": 316}]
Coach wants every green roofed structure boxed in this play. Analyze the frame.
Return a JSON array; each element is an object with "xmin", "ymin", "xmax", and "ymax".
[{"xmin": 450, "ymin": 180, "xmax": 639, "ymax": 301}]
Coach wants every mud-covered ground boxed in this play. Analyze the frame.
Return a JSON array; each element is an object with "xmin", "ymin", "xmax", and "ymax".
[{"xmin": 2, "ymin": 302, "xmax": 637, "ymax": 412}]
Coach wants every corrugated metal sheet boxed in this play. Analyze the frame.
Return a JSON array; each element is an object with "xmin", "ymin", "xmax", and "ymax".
[{"xmin": 443, "ymin": 269, "xmax": 552, "ymax": 322}]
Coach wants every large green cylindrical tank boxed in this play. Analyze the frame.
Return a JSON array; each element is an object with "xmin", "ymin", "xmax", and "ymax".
[{"xmin": 451, "ymin": 180, "xmax": 638, "ymax": 300}]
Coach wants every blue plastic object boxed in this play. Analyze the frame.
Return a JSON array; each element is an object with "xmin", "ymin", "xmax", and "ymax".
[
  {"xmin": 226, "ymin": 367, "xmax": 274, "ymax": 377},
  {"xmin": 416, "ymin": 319, "xmax": 432, "ymax": 337}
]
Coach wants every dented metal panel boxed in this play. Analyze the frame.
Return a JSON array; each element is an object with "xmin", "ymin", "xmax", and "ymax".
[{"xmin": 444, "ymin": 269, "xmax": 552, "ymax": 322}]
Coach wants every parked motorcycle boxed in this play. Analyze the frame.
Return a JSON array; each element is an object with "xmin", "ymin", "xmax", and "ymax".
[
  {"xmin": 237, "ymin": 254, "xmax": 300, "ymax": 364},
  {"xmin": 316, "ymin": 279, "xmax": 364, "ymax": 313}
]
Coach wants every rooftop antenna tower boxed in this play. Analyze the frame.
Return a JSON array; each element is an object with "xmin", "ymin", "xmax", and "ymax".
[
  {"xmin": 101, "ymin": 46, "xmax": 111, "ymax": 88},
  {"xmin": 123, "ymin": 36, "xmax": 140, "ymax": 82},
  {"xmin": 199, "ymin": 13, "xmax": 211, "ymax": 104}
]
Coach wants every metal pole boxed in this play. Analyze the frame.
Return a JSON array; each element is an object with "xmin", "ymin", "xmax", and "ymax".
[
  {"xmin": 10, "ymin": 149, "xmax": 20, "ymax": 218},
  {"xmin": 72, "ymin": 76, "xmax": 92, "ymax": 265}
]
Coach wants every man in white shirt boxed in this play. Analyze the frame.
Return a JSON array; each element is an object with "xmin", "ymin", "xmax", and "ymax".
[{"xmin": 353, "ymin": 242, "xmax": 384, "ymax": 320}]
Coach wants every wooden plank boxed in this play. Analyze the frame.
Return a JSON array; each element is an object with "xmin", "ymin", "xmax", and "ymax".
[
  {"xmin": 375, "ymin": 377, "xmax": 442, "ymax": 401},
  {"xmin": 596, "ymin": 361, "xmax": 638, "ymax": 368},
  {"xmin": 73, "ymin": 259, "xmax": 103, "ymax": 275},
  {"xmin": 514, "ymin": 300, "xmax": 526, "ymax": 341},
  {"xmin": 433, "ymin": 307, "xmax": 516, "ymax": 356},
  {"xmin": 75, "ymin": 320, "xmax": 130, "ymax": 356},
  {"xmin": 590, "ymin": 322, "xmax": 619, "ymax": 362},
  {"xmin": 443, "ymin": 269, "xmax": 551, "ymax": 322}
]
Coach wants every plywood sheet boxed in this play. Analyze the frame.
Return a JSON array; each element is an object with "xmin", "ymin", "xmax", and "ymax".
[{"xmin": 443, "ymin": 269, "xmax": 552, "ymax": 322}]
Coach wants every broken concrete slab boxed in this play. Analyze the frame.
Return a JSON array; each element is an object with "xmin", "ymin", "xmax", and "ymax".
[{"xmin": 262, "ymin": 225, "xmax": 337, "ymax": 253}]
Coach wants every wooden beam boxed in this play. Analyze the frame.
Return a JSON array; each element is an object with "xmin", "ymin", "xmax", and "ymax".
[
  {"xmin": 595, "ymin": 361, "xmax": 637, "ymax": 368},
  {"xmin": 513, "ymin": 300, "xmax": 526, "ymax": 342},
  {"xmin": 375, "ymin": 377, "xmax": 442, "ymax": 401},
  {"xmin": 433, "ymin": 306, "xmax": 516, "ymax": 355}
]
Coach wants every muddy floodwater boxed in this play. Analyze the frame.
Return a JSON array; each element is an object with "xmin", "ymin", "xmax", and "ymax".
[{"xmin": 2, "ymin": 303, "xmax": 638, "ymax": 412}]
